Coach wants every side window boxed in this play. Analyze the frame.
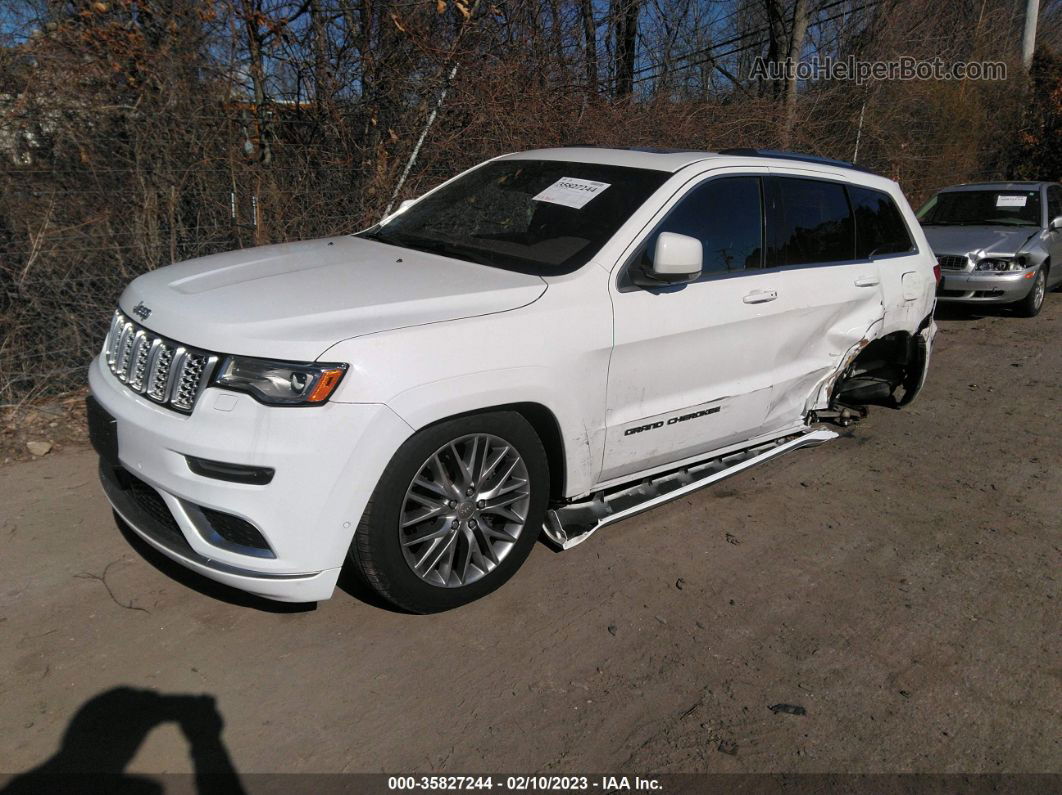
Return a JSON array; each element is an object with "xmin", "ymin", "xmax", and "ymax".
[
  {"xmin": 766, "ymin": 177, "xmax": 854, "ymax": 267},
  {"xmin": 641, "ymin": 176, "xmax": 764, "ymax": 276},
  {"xmin": 1048, "ymin": 186, "xmax": 1062, "ymax": 222},
  {"xmin": 848, "ymin": 185, "xmax": 915, "ymax": 257}
]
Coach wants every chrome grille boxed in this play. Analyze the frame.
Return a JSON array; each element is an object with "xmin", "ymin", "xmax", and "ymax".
[
  {"xmin": 101, "ymin": 310, "xmax": 217, "ymax": 413},
  {"xmin": 937, "ymin": 255, "xmax": 968, "ymax": 270},
  {"xmin": 171, "ymin": 352, "xmax": 209, "ymax": 411},
  {"xmin": 147, "ymin": 343, "xmax": 176, "ymax": 402},
  {"xmin": 127, "ymin": 336, "xmax": 153, "ymax": 392}
]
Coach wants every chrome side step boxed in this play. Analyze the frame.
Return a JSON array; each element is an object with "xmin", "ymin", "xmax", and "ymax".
[{"xmin": 542, "ymin": 428, "xmax": 838, "ymax": 550}]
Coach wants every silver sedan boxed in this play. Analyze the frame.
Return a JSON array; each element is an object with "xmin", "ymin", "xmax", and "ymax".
[{"xmin": 919, "ymin": 181, "xmax": 1062, "ymax": 317}]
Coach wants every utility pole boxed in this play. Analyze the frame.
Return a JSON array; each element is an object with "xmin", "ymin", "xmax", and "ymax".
[{"xmin": 1022, "ymin": 0, "xmax": 1039, "ymax": 70}]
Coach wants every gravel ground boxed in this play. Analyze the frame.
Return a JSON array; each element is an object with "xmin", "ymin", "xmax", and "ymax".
[{"xmin": 0, "ymin": 300, "xmax": 1059, "ymax": 781}]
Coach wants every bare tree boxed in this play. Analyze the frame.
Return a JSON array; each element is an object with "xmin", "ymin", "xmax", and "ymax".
[
  {"xmin": 580, "ymin": 0, "xmax": 598, "ymax": 95},
  {"xmin": 613, "ymin": 0, "xmax": 639, "ymax": 96},
  {"xmin": 0, "ymin": 0, "xmax": 1054, "ymax": 403},
  {"xmin": 781, "ymin": 0, "xmax": 809, "ymax": 147}
]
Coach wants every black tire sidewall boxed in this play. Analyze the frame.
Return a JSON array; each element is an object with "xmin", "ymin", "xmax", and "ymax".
[{"xmin": 354, "ymin": 411, "xmax": 549, "ymax": 613}]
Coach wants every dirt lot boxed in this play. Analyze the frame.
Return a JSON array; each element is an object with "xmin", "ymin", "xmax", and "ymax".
[{"xmin": 1, "ymin": 301, "xmax": 1059, "ymax": 781}]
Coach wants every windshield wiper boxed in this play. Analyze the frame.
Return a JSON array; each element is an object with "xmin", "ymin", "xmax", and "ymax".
[
  {"xmin": 362, "ymin": 229, "xmax": 496, "ymax": 266},
  {"xmin": 359, "ymin": 228, "xmax": 403, "ymax": 245},
  {"xmin": 403, "ymin": 238, "xmax": 497, "ymax": 267}
]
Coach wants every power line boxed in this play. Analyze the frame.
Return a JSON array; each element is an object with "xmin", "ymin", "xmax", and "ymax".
[
  {"xmin": 631, "ymin": 0, "xmax": 872, "ymax": 83},
  {"xmin": 631, "ymin": 0, "xmax": 879, "ymax": 88}
]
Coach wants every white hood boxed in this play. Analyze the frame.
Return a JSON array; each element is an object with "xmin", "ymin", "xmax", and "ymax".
[{"xmin": 119, "ymin": 236, "xmax": 548, "ymax": 361}]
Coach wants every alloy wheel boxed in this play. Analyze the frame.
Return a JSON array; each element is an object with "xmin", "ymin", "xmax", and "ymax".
[
  {"xmin": 1033, "ymin": 271, "xmax": 1046, "ymax": 310},
  {"xmin": 398, "ymin": 434, "xmax": 531, "ymax": 588}
]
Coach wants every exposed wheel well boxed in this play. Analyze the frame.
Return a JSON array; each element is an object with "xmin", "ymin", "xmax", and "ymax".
[
  {"xmin": 832, "ymin": 327, "xmax": 929, "ymax": 410},
  {"xmin": 422, "ymin": 403, "xmax": 567, "ymax": 500}
]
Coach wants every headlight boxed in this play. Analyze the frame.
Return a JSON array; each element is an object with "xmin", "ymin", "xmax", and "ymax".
[
  {"xmin": 213, "ymin": 357, "xmax": 348, "ymax": 405},
  {"xmin": 975, "ymin": 258, "xmax": 1025, "ymax": 272}
]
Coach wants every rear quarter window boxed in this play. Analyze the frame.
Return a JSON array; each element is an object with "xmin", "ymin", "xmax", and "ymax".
[{"xmin": 848, "ymin": 186, "xmax": 915, "ymax": 257}]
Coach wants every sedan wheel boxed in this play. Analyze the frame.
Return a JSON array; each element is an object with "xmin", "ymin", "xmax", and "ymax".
[{"xmin": 1015, "ymin": 268, "xmax": 1047, "ymax": 317}]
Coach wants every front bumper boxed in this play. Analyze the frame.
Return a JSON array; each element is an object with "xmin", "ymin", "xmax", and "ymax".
[
  {"xmin": 99, "ymin": 461, "xmax": 343, "ymax": 601},
  {"xmin": 936, "ymin": 268, "xmax": 1039, "ymax": 303},
  {"xmin": 88, "ymin": 355, "xmax": 413, "ymax": 602}
]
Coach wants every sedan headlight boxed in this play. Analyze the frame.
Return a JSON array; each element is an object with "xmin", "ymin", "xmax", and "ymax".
[
  {"xmin": 975, "ymin": 257, "xmax": 1026, "ymax": 272},
  {"xmin": 213, "ymin": 357, "xmax": 348, "ymax": 405}
]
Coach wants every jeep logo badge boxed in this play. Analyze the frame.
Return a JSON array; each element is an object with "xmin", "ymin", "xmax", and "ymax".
[{"xmin": 132, "ymin": 301, "xmax": 151, "ymax": 321}]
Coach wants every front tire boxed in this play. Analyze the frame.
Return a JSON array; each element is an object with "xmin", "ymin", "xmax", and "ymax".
[
  {"xmin": 1013, "ymin": 267, "xmax": 1047, "ymax": 317},
  {"xmin": 349, "ymin": 411, "xmax": 549, "ymax": 613}
]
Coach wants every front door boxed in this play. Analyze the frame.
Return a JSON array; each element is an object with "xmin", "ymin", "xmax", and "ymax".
[{"xmin": 602, "ymin": 170, "xmax": 786, "ymax": 483}]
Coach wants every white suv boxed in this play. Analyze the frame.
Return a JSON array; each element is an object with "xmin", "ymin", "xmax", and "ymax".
[{"xmin": 87, "ymin": 147, "xmax": 938, "ymax": 612}]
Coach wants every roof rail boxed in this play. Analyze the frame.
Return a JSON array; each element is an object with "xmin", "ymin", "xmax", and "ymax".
[
  {"xmin": 556, "ymin": 145, "xmax": 696, "ymax": 154},
  {"xmin": 717, "ymin": 148, "xmax": 876, "ymax": 175}
]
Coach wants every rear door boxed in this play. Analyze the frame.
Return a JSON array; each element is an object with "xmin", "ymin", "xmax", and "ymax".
[
  {"xmin": 846, "ymin": 182, "xmax": 928, "ymax": 331},
  {"xmin": 753, "ymin": 172, "xmax": 887, "ymax": 427}
]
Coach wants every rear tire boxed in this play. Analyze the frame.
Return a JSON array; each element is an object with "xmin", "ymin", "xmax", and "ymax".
[
  {"xmin": 349, "ymin": 411, "xmax": 549, "ymax": 613},
  {"xmin": 1013, "ymin": 268, "xmax": 1047, "ymax": 317}
]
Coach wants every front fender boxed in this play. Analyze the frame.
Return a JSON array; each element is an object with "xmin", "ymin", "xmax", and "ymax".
[{"xmin": 385, "ymin": 368, "xmax": 597, "ymax": 497}]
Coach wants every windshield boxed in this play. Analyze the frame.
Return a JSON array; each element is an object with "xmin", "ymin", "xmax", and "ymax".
[
  {"xmin": 359, "ymin": 160, "xmax": 670, "ymax": 275},
  {"xmin": 917, "ymin": 189, "xmax": 1042, "ymax": 227}
]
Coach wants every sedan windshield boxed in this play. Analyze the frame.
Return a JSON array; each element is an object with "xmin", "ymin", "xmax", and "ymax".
[
  {"xmin": 918, "ymin": 189, "xmax": 1041, "ymax": 227},
  {"xmin": 360, "ymin": 160, "xmax": 670, "ymax": 275}
]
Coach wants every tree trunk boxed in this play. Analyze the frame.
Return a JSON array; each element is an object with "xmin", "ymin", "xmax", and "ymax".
[
  {"xmin": 238, "ymin": 0, "xmax": 271, "ymax": 243},
  {"xmin": 310, "ymin": 0, "xmax": 333, "ymax": 110},
  {"xmin": 781, "ymin": 0, "xmax": 809, "ymax": 148},
  {"xmin": 614, "ymin": 0, "xmax": 639, "ymax": 97},
  {"xmin": 581, "ymin": 0, "xmax": 598, "ymax": 95},
  {"xmin": 762, "ymin": 0, "xmax": 786, "ymax": 99}
]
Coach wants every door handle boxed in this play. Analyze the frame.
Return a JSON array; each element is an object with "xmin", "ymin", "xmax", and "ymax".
[
  {"xmin": 854, "ymin": 276, "xmax": 880, "ymax": 287},
  {"xmin": 742, "ymin": 289, "xmax": 778, "ymax": 304}
]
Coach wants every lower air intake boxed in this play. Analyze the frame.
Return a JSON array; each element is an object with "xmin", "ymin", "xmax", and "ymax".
[{"xmin": 201, "ymin": 508, "xmax": 272, "ymax": 552}]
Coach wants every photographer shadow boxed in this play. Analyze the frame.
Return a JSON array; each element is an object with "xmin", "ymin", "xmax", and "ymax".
[{"xmin": 3, "ymin": 687, "xmax": 245, "ymax": 795}]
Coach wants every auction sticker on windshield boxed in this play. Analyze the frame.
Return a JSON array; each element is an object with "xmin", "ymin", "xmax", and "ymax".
[
  {"xmin": 996, "ymin": 195, "xmax": 1028, "ymax": 207},
  {"xmin": 533, "ymin": 177, "xmax": 611, "ymax": 209}
]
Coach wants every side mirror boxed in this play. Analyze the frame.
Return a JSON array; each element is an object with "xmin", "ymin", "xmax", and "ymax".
[
  {"xmin": 1050, "ymin": 215, "xmax": 1062, "ymax": 231},
  {"xmin": 633, "ymin": 232, "xmax": 702, "ymax": 287},
  {"xmin": 399, "ymin": 198, "xmax": 416, "ymax": 213}
]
